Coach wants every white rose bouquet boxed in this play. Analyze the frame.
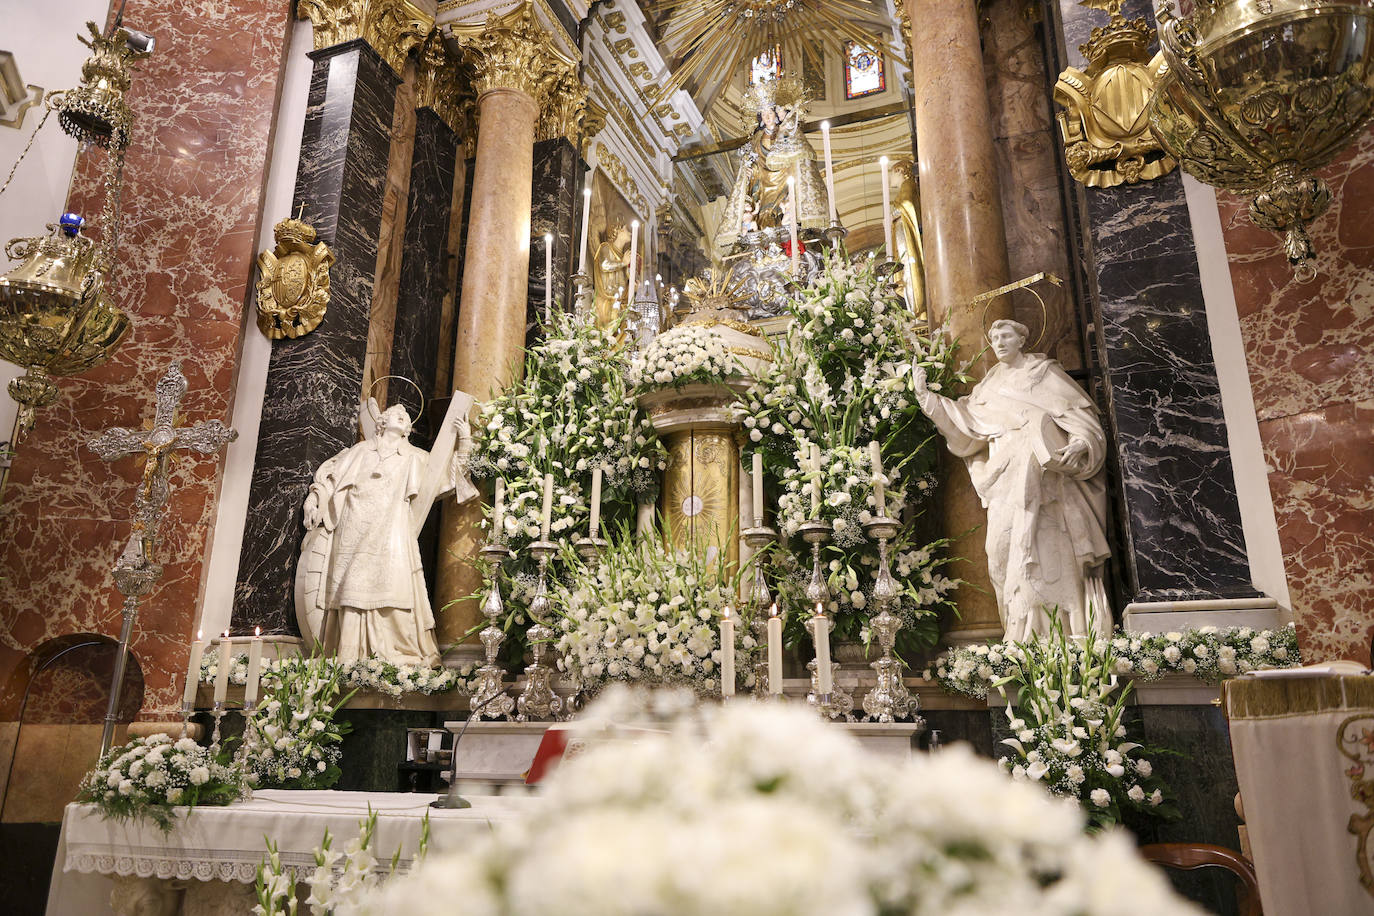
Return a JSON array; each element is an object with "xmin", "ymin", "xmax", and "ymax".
[
  {"xmin": 552, "ymin": 534, "xmax": 754, "ymax": 695},
  {"xmin": 344, "ymin": 688, "xmax": 1204, "ymax": 916},
  {"xmin": 78, "ymin": 733, "xmax": 242, "ymax": 831},
  {"xmin": 994, "ymin": 614, "xmax": 1176, "ymax": 830},
  {"xmin": 626, "ymin": 322, "xmax": 735, "ymax": 389}
]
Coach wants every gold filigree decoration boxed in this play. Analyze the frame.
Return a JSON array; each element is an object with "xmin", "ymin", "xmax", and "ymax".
[
  {"xmin": 415, "ymin": 29, "xmax": 473, "ymax": 134},
  {"xmin": 594, "ymin": 142, "xmax": 647, "ymax": 216},
  {"xmin": 1054, "ymin": 0, "xmax": 1174, "ymax": 188},
  {"xmin": 297, "ymin": 0, "xmax": 434, "ymax": 76},
  {"xmin": 256, "ymin": 216, "xmax": 334, "ymax": 339},
  {"xmin": 448, "ymin": 1, "xmax": 576, "ymax": 105},
  {"xmin": 537, "ymin": 67, "xmax": 590, "ymax": 146},
  {"xmin": 1337, "ymin": 713, "xmax": 1374, "ymax": 897},
  {"xmin": 678, "ymin": 269, "xmax": 765, "ymax": 339}
]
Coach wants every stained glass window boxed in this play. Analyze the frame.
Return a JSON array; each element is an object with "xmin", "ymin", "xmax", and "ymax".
[
  {"xmin": 749, "ymin": 46, "xmax": 783, "ymax": 85},
  {"xmin": 844, "ymin": 41, "xmax": 885, "ymax": 99}
]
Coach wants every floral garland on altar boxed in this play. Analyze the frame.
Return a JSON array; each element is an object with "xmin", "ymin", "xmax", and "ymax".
[
  {"xmin": 740, "ymin": 250, "xmax": 965, "ymax": 655},
  {"xmin": 925, "ymin": 623, "xmax": 1301, "ymax": 700},
  {"xmin": 77, "ymin": 733, "xmax": 242, "ymax": 831},
  {"xmin": 346, "ymin": 688, "xmax": 1203, "ymax": 916},
  {"xmin": 199, "ymin": 648, "xmax": 479, "ymax": 699},
  {"xmin": 626, "ymin": 322, "xmax": 736, "ymax": 389},
  {"xmin": 551, "ymin": 534, "xmax": 754, "ymax": 695}
]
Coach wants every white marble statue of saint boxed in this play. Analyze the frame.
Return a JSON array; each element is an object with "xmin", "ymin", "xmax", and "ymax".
[
  {"xmin": 294, "ymin": 392, "xmax": 479, "ymax": 665},
  {"xmin": 912, "ymin": 320, "xmax": 1112, "ymax": 641}
]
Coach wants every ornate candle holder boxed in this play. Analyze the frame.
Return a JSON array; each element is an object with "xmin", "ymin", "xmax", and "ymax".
[
  {"xmin": 516, "ymin": 539, "xmax": 564, "ymax": 722},
  {"xmin": 571, "ymin": 270, "xmax": 593, "ymax": 319},
  {"xmin": 822, "ymin": 221, "xmax": 848, "ymax": 248},
  {"xmin": 471, "ymin": 542, "xmax": 516, "ymax": 721},
  {"xmin": 209, "ymin": 701, "xmax": 227, "ymax": 757},
  {"xmin": 797, "ymin": 518, "xmax": 831, "ymax": 607},
  {"xmin": 742, "ymin": 520, "xmax": 777, "ymax": 694},
  {"xmin": 860, "ymin": 514, "xmax": 914, "ymax": 723},
  {"xmin": 807, "ymin": 659, "xmax": 854, "ymax": 721},
  {"xmin": 179, "ymin": 700, "xmax": 193, "ymax": 738},
  {"xmin": 572, "ymin": 535, "xmax": 608, "ymax": 562}
]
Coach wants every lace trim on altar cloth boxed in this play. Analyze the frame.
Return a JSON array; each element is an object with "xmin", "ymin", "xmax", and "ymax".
[{"xmin": 66, "ymin": 849, "xmax": 419, "ymax": 884}]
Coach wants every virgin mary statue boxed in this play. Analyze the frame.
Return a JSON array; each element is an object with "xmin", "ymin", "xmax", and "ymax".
[
  {"xmin": 713, "ymin": 77, "xmax": 829, "ymax": 252},
  {"xmin": 913, "ymin": 320, "xmax": 1112, "ymax": 641},
  {"xmin": 295, "ymin": 393, "xmax": 479, "ymax": 665}
]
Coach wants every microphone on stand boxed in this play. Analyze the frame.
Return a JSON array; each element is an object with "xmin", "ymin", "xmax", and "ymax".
[{"xmin": 432, "ymin": 690, "xmax": 506, "ymax": 809}]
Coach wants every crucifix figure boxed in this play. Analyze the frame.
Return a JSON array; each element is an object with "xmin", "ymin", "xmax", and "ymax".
[{"xmin": 88, "ymin": 360, "xmax": 237, "ymax": 755}]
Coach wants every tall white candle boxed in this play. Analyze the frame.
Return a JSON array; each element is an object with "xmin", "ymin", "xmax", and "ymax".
[
  {"xmin": 870, "ymin": 440, "xmax": 885, "ymax": 513},
  {"xmin": 767, "ymin": 604, "xmax": 784, "ymax": 694},
  {"xmin": 589, "ymin": 466, "xmax": 603, "ymax": 539},
  {"xmin": 752, "ymin": 452, "xmax": 764, "ymax": 524},
  {"xmin": 879, "ymin": 156, "xmax": 894, "ymax": 257},
  {"xmin": 628, "ymin": 219, "xmax": 640, "ymax": 296},
  {"xmin": 720, "ymin": 606, "xmax": 736, "ymax": 697},
  {"xmin": 577, "ymin": 183, "xmax": 593, "ymax": 275},
  {"xmin": 213, "ymin": 631, "xmax": 232, "ymax": 704},
  {"xmin": 813, "ymin": 604, "xmax": 832, "ymax": 695},
  {"xmin": 787, "ymin": 175, "xmax": 799, "ymax": 275},
  {"xmin": 543, "ymin": 233, "xmax": 554, "ymax": 323},
  {"xmin": 182, "ymin": 631, "xmax": 204, "ymax": 706},
  {"xmin": 820, "ymin": 120, "xmax": 837, "ymax": 225},
  {"xmin": 540, "ymin": 472, "xmax": 554, "ymax": 541},
  {"xmin": 244, "ymin": 627, "xmax": 264, "ymax": 706},
  {"xmin": 810, "ymin": 443, "xmax": 822, "ymax": 517},
  {"xmin": 493, "ymin": 477, "xmax": 506, "ymax": 540}
]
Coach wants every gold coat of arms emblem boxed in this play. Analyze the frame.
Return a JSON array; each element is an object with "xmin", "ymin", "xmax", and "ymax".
[
  {"xmin": 1054, "ymin": 1, "xmax": 1176, "ymax": 188},
  {"xmin": 256, "ymin": 215, "xmax": 333, "ymax": 339}
]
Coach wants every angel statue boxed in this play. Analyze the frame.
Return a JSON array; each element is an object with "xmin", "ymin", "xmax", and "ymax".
[
  {"xmin": 713, "ymin": 77, "xmax": 829, "ymax": 252},
  {"xmin": 294, "ymin": 389, "xmax": 479, "ymax": 665},
  {"xmin": 591, "ymin": 219, "xmax": 633, "ymax": 332},
  {"xmin": 913, "ymin": 320, "xmax": 1112, "ymax": 642}
]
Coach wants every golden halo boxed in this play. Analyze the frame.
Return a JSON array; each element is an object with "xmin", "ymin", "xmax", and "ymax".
[
  {"xmin": 367, "ymin": 375, "xmax": 426, "ymax": 419},
  {"xmin": 973, "ymin": 273, "xmax": 1061, "ymax": 352}
]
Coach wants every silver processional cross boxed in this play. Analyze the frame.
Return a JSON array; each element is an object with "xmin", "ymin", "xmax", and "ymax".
[{"xmin": 88, "ymin": 361, "xmax": 237, "ymax": 756}]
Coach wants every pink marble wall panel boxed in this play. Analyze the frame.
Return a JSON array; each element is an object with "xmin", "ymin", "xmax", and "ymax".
[
  {"xmin": 1218, "ymin": 129, "xmax": 1374, "ymax": 665},
  {"xmin": 0, "ymin": 0, "xmax": 292, "ymax": 718}
]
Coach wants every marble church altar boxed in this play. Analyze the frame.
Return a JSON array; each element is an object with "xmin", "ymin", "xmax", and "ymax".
[{"xmin": 1, "ymin": 0, "xmax": 1373, "ymax": 914}]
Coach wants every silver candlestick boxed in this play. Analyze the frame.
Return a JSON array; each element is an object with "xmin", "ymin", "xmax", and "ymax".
[
  {"xmin": 179, "ymin": 700, "xmax": 193, "ymax": 738},
  {"xmin": 471, "ymin": 543, "xmax": 516, "ymax": 721},
  {"xmin": 209, "ymin": 701, "xmax": 226, "ymax": 757},
  {"xmin": 573, "ymin": 535, "xmax": 608, "ymax": 562},
  {"xmin": 822, "ymin": 221, "xmax": 848, "ymax": 248},
  {"xmin": 571, "ymin": 270, "xmax": 593, "ymax": 320},
  {"xmin": 861, "ymin": 514, "xmax": 916, "ymax": 723},
  {"xmin": 798, "ymin": 518, "xmax": 848, "ymax": 715},
  {"xmin": 807, "ymin": 659, "xmax": 854, "ymax": 721},
  {"xmin": 517, "ymin": 539, "xmax": 564, "ymax": 722},
  {"xmin": 742, "ymin": 520, "xmax": 777, "ymax": 694}
]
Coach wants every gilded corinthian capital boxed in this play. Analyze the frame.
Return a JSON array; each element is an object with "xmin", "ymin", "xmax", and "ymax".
[
  {"xmin": 447, "ymin": 1, "xmax": 576, "ymax": 104},
  {"xmin": 536, "ymin": 68, "xmax": 590, "ymax": 146},
  {"xmin": 415, "ymin": 30, "xmax": 475, "ymax": 135},
  {"xmin": 297, "ymin": 0, "xmax": 434, "ymax": 76}
]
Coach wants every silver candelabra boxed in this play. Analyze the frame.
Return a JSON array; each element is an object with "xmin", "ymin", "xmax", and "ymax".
[
  {"xmin": 471, "ymin": 542, "xmax": 516, "ymax": 720},
  {"xmin": 516, "ymin": 539, "xmax": 564, "ymax": 722},
  {"xmin": 798, "ymin": 518, "xmax": 853, "ymax": 719},
  {"xmin": 860, "ymin": 514, "xmax": 917, "ymax": 723}
]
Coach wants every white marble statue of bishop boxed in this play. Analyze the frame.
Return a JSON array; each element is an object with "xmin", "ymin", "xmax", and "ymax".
[
  {"xmin": 912, "ymin": 319, "xmax": 1112, "ymax": 641},
  {"xmin": 294, "ymin": 392, "xmax": 479, "ymax": 665}
]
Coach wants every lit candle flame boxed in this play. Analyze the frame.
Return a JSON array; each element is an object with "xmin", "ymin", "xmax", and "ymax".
[
  {"xmin": 254, "ymin": 625, "xmax": 261, "ymax": 637},
  {"xmin": 769, "ymin": 602, "xmax": 779, "ymax": 618}
]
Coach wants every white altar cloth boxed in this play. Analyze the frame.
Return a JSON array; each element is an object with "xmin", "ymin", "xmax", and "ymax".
[{"xmin": 47, "ymin": 789, "xmax": 538, "ymax": 915}]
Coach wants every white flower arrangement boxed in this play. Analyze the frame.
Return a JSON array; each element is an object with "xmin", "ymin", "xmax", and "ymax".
[
  {"xmin": 200, "ymin": 649, "xmax": 478, "ymax": 699},
  {"xmin": 926, "ymin": 622, "xmax": 1301, "ymax": 699},
  {"xmin": 343, "ymin": 688, "xmax": 1204, "ymax": 916},
  {"xmin": 992, "ymin": 616, "xmax": 1175, "ymax": 830},
  {"xmin": 739, "ymin": 249, "xmax": 964, "ymax": 656},
  {"xmin": 552, "ymin": 537, "xmax": 754, "ymax": 695},
  {"xmin": 627, "ymin": 322, "xmax": 736, "ymax": 390},
  {"xmin": 242, "ymin": 653, "xmax": 356, "ymax": 790},
  {"xmin": 78, "ymin": 733, "xmax": 242, "ymax": 831}
]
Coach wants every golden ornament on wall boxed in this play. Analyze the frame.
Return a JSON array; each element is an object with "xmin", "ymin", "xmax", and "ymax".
[
  {"xmin": 1054, "ymin": 0, "xmax": 1175, "ymax": 188},
  {"xmin": 256, "ymin": 214, "xmax": 334, "ymax": 340}
]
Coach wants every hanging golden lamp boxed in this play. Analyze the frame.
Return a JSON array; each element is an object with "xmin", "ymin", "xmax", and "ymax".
[
  {"xmin": 1147, "ymin": 0, "xmax": 1374, "ymax": 280},
  {"xmin": 0, "ymin": 18, "xmax": 150, "ymax": 436}
]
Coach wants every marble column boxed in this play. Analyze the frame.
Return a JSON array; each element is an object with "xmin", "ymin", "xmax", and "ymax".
[
  {"xmin": 1051, "ymin": 0, "xmax": 1256, "ymax": 612},
  {"xmin": 436, "ymin": 5, "xmax": 578, "ymax": 652},
  {"xmin": 232, "ymin": 40, "xmax": 402, "ymax": 635},
  {"xmin": 906, "ymin": 0, "xmax": 1013, "ymax": 641}
]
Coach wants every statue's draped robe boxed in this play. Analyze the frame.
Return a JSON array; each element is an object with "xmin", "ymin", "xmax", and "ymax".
[
  {"xmin": 313, "ymin": 437, "xmax": 457, "ymax": 665},
  {"xmin": 592, "ymin": 241, "xmax": 629, "ymax": 332},
  {"xmin": 714, "ymin": 117, "xmax": 829, "ymax": 251},
  {"xmin": 921, "ymin": 354, "xmax": 1112, "ymax": 640}
]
